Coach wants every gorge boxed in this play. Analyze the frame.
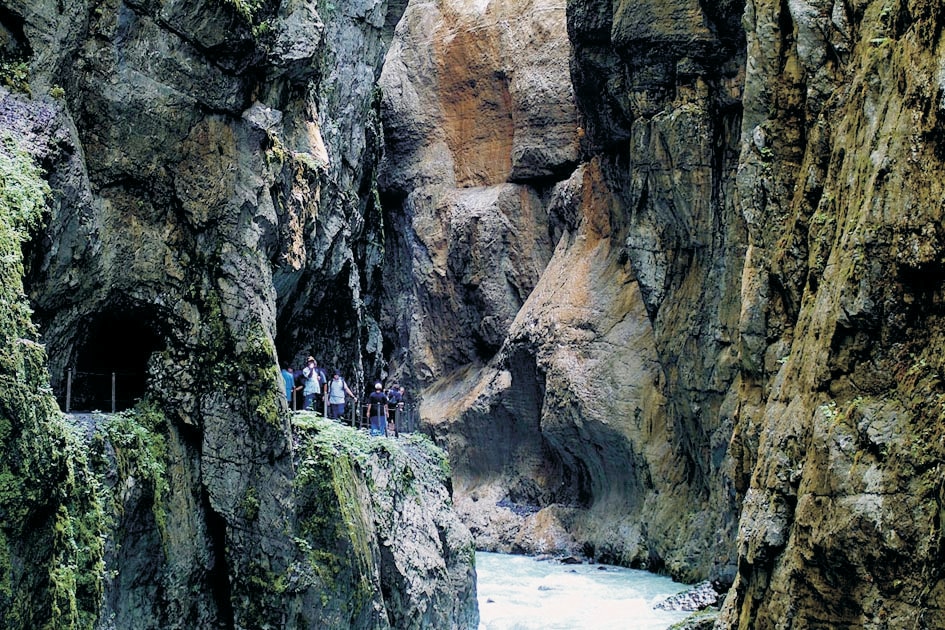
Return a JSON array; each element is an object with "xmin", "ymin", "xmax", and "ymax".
[{"xmin": 0, "ymin": 0, "xmax": 944, "ymax": 628}]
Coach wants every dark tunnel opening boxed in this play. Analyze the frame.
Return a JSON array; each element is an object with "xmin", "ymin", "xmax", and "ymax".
[{"xmin": 63, "ymin": 307, "xmax": 167, "ymax": 412}]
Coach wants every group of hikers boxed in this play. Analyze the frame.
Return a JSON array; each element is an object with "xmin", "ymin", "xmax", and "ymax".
[{"xmin": 280, "ymin": 357, "xmax": 406, "ymax": 437}]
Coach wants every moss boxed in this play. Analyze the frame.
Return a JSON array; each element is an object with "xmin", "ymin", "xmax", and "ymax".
[
  {"xmin": 293, "ymin": 413, "xmax": 377, "ymax": 466},
  {"xmin": 317, "ymin": 0, "xmax": 338, "ymax": 19},
  {"xmin": 246, "ymin": 562, "xmax": 287, "ymax": 595},
  {"xmin": 241, "ymin": 325, "xmax": 284, "ymax": 428},
  {"xmin": 403, "ymin": 431, "xmax": 452, "ymax": 481},
  {"xmin": 0, "ymin": 60, "xmax": 30, "ymax": 96},
  {"xmin": 98, "ymin": 402, "xmax": 169, "ymax": 537},
  {"xmin": 221, "ymin": 0, "xmax": 265, "ymax": 22},
  {"xmin": 240, "ymin": 486, "xmax": 260, "ymax": 521},
  {"xmin": 237, "ymin": 561, "xmax": 296, "ymax": 630},
  {"xmin": 0, "ymin": 132, "xmax": 106, "ymax": 628},
  {"xmin": 291, "ymin": 415, "xmax": 380, "ymax": 621},
  {"xmin": 0, "ymin": 134, "xmax": 48, "ymax": 242},
  {"xmin": 190, "ymin": 280, "xmax": 285, "ymax": 428}
]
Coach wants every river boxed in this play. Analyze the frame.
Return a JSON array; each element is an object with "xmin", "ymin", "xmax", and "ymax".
[{"xmin": 476, "ymin": 551, "xmax": 691, "ymax": 630}]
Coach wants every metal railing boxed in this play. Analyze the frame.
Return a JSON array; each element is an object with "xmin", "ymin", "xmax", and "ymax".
[
  {"xmin": 62, "ymin": 368, "xmax": 145, "ymax": 413},
  {"xmin": 350, "ymin": 401, "xmax": 418, "ymax": 435}
]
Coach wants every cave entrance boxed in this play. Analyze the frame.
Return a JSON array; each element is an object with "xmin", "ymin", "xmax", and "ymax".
[{"xmin": 65, "ymin": 307, "xmax": 166, "ymax": 413}]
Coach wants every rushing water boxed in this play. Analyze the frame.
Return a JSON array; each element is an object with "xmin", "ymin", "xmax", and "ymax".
[{"xmin": 476, "ymin": 552, "xmax": 691, "ymax": 630}]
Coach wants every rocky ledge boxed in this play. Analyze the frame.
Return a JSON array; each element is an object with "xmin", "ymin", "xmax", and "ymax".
[{"xmin": 289, "ymin": 414, "xmax": 479, "ymax": 629}]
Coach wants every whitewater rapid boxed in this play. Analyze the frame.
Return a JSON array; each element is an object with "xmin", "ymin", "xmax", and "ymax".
[{"xmin": 477, "ymin": 551, "xmax": 691, "ymax": 630}]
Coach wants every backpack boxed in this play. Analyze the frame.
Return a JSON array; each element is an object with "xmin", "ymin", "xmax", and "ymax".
[{"xmin": 329, "ymin": 377, "xmax": 346, "ymax": 400}]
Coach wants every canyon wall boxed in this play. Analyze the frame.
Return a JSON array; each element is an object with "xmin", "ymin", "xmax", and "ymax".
[
  {"xmin": 0, "ymin": 0, "xmax": 476, "ymax": 627},
  {"xmin": 720, "ymin": 0, "xmax": 945, "ymax": 625},
  {"xmin": 2, "ymin": 0, "xmax": 945, "ymax": 626},
  {"xmin": 379, "ymin": 0, "xmax": 745, "ymax": 583},
  {"xmin": 380, "ymin": 0, "xmax": 945, "ymax": 624}
]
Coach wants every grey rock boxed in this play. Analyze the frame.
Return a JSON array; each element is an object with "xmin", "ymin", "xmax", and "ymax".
[
  {"xmin": 655, "ymin": 581, "xmax": 722, "ymax": 611},
  {"xmin": 1, "ymin": 0, "xmax": 471, "ymax": 626}
]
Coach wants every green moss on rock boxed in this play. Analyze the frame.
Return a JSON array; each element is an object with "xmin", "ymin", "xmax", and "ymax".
[
  {"xmin": 0, "ymin": 133, "xmax": 106, "ymax": 628},
  {"xmin": 288, "ymin": 414, "xmax": 477, "ymax": 627},
  {"xmin": 98, "ymin": 403, "xmax": 170, "ymax": 536},
  {"xmin": 293, "ymin": 416, "xmax": 378, "ymax": 622}
]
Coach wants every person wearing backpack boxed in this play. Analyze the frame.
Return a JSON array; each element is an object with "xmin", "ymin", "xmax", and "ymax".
[
  {"xmin": 313, "ymin": 361, "xmax": 328, "ymax": 414},
  {"xmin": 327, "ymin": 370, "xmax": 354, "ymax": 421},
  {"xmin": 386, "ymin": 385, "xmax": 402, "ymax": 437},
  {"xmin": 366, "ymin": 382, "xmax": 389, "ymax": 436}
]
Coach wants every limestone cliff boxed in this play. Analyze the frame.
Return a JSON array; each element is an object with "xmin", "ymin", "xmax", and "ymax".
[
  {"xmin": 379, "ymin": 0, "xmax": 745, "ymax": 583},
  {"xmin": 720, "ymin": 0, "xmax": 945, "ymax": 625},
  {"xmin": 380, "ymin": 0, "xmax": 945, "ymax": 625},
  {"xmin": 4, "ymin": 0, "xmax": 945, "ymax": 625},
  {"xmin": 0, "ymin": 0, "xmax": 477, "ymax": 627},
  {"xmin": 0, "ymin": 99, "xmax": 106, "ymax": 629}
]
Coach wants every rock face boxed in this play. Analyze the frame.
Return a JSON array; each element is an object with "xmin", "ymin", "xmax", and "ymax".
[
  {"xmin": 380, "ymin": 0, "xmax": 744, "ymax": 582},
  {"xmin": 377, "ymin": 0, "xmax": 577, "ymax": 383},
  {"xmin": 291, "ymin": 417, "xmax": 477, "ymax": 629},
  {"xmin": 90, "ymin": 410, "xmax": 477, "ymax": 629},
  {"xmin": 0, "ymin": 0, "xmax": 477, "ymax": 627},
  {"xmin": 4, "ymin": 0, "xmax": 945, "ymax": 625},
  {"xmin": 719, "ymin": 0, "xmax": 945, "ymax": 626},
  {"xmin": 0, "ymin": 97, "xmax": 106, "ymax": 629},
  {"xmin": 380, "ymin": 0, "xmax": 945, "ymax": 625}
]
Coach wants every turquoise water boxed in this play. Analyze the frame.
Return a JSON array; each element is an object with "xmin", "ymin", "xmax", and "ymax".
[{"xmin": 476, "ymin": 552, "xmax": 690, "ymax": 630}]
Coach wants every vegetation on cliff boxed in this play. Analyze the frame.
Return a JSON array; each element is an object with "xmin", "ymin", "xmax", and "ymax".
[
  {"xmin": 0, "ymin": 0, "xmax": 479, "ymax": 623},
  {"xmin": 0, "ymin": 132, "xmax": 106, "ymax": 629},
  {"xmin": 291, "ymin": 413, "xmax": 477, "ymax": 629}
]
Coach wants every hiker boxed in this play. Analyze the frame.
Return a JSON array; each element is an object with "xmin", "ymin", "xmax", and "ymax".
[
  {"xmin": 312, "ymin": 359, "xmax": 328, "ymax": 413},
  {"xmin": 366, "ymin": 382, "xmax": 389, "ymax": 436},
  {"xmin": 281, "ymin": 365, "xmax": 295, "ymax": 409},
  {"xmin": 301, "ymin": 357, "xmax": 323, "ymax": 411},
  {"xmin": 327, "ymin": 370, "xmax": 354, "ymax": 421},
  {"xmin": 386, "ymin": 384, "xmax": 403, "ymax": 436}
]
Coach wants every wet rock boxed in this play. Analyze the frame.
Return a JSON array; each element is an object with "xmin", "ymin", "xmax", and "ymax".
[
  {"xmin": 655, "ymin": 581, "xmax": 722, "ymax": 611},
  {"xmin": 0, "ymin": 0, "xmax": 477, "ymax": 626}
]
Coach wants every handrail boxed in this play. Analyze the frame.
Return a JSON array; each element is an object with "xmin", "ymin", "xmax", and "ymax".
[{"xmin": 62, "ymin": 368, "xmax": 145, "ymax": 413}]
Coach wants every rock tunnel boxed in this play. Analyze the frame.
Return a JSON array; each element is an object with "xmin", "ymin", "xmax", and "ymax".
[{"xmin": 63, "ymin": 305, "xmax": 167, "ymax": 412}]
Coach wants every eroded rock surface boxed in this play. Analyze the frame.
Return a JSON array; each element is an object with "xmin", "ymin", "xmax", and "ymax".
[
  {"xmin": 380, "ymin": 0, "xmax": 745, "ymax": 583},
  {"xmin": 4, "ymin": 0, "xmax": 945, "ymax": 625},
  {"xmin": 382, "ymin": 0, "xmax": 945, "ymax": 625},
  {"xmin": 719, "ymin": 0, "xmax": 945, "ymax": 626},
  {"xmin": 0, "ymin": 0, "xmax": 477, "ymax": 627}
]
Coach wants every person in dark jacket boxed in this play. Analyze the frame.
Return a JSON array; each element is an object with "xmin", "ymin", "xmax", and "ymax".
[
  {"xmin": 366, "ymin": 382, "xmax": 388, "ymax": 436},
  {"xmin": 386, "ymin": 385, "xmax": 403, "ymax": 436}
]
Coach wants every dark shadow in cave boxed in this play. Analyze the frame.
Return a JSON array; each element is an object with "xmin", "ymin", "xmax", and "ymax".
[
  {"xmin": 275, "ymin": 261, "xmax": 363, "ymax": 388},
  {"xmin": 0, "ymin": 6, "xmax": 33, "ymax": 60},
  {"xmin": 204, "ymin": 489, "xmax": 235, "ymax": 627},
  {"xmin": 63, "ymin": 305, "xmax": 167, "ymax": 412}
]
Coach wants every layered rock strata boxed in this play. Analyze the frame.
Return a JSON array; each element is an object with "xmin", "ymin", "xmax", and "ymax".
[
  {"xmin": 382, "ymin": 1, "xmax": 945, "ymax": 625},
  {"xmin": 4, "ymin": 0, "xmax": 945, "ymax": 625},
  {"xmin": 720, "ymin": 0, "xmax": 945, "ymax": 625}
]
